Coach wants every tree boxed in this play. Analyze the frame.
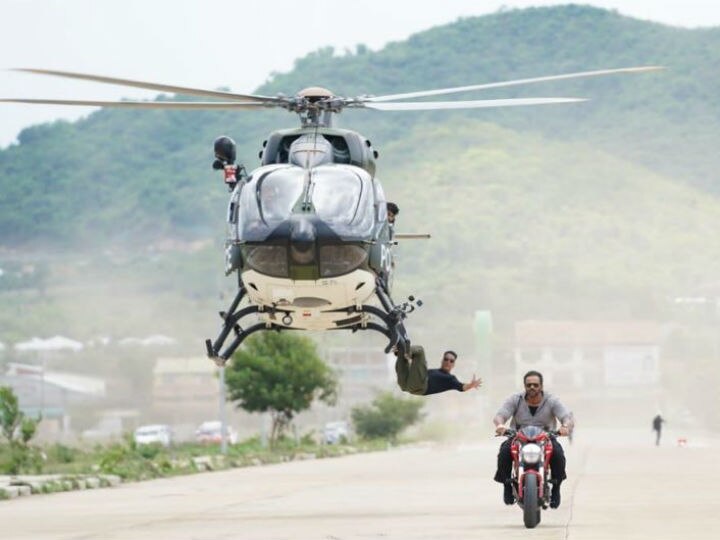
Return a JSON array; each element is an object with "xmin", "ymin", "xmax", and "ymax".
[
  {"xmin": 351, "ymin": 392, "xmax": 424, "ymax": 441},
  {"xmin": 225, "ymin": 332, "xmax": 337, "ymax": 445},
  {"xmin": 0, "ymin": 386, "xmax": 41, "ymax": 474}
]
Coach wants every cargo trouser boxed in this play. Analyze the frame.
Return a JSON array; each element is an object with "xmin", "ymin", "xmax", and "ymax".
[{"xmin": 395, "ymin": 345, "xmax": 428, "ymax": 396}]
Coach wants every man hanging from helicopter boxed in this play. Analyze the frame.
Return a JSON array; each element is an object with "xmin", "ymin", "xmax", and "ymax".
[{"xmin": 395, "ymin": 345, "xmax": 482, "ymax": 396}]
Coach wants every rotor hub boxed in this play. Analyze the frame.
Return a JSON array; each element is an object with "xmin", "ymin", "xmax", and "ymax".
[{"xmin": 297, "ymin": 87, "xmax": 334, "ymax": 102}]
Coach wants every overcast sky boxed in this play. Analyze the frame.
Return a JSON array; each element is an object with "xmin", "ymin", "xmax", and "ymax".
[{"xmin": 0, "ymin": 0, "xmax": 718, "ymax": 147}]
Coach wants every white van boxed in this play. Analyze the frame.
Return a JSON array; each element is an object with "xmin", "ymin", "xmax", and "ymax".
[
  {"xmin": 134, "ymin": 424, "xmax": 172, "ymax": 447},
  {"xmin": 323, "ymin": 421, "xmax": 349, "ymax": 444}
]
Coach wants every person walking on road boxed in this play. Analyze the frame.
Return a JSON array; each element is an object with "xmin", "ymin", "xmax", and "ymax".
[{"xmin": 652, "ymin": 413, "xmax": 665, "ymax": 446}]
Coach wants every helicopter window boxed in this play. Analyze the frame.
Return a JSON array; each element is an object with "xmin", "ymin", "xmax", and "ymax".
[
  {"xmin": 226, "ymin": 183, "xmax": 245, "ymax": 240},
  {"xmin": 244, "ymin": 245, "xmax": 288, "ymax": 278},
  {"xmin": 229, "ymin": 202, "xmax": 237, "ymax": 223},
  {"xmin": 237, "ymin": 166, "xmax": 302, "ymax": 240},
  {"xmin": 276, "ymin": 135, "xmax": 300, "ymax": 164},
  {"xmin": 227, "ymin": 182, "xmax": 243, "ymax": 224},
  {"xmin": 257, "ymin": 168, "xmax": 304, "ymax": 224},
  {"xmin": 311, "ymin": 170, "xmax": 362, "ymax": 223},
  {"xmin": 311, "ymin": 168, "xmax": 375, "ymax": 236},
  {"xmin": 327, "ymin": 135, "xmax": 351, "ymax": 164},
  {"xmin": 373, "ymin": 180, "xmax": 387, "ymax": 222}
]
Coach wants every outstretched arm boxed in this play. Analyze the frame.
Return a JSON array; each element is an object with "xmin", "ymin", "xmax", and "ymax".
[{"xmin": 462, "ymin": 374, "xmax": 482, "ymax": 392}]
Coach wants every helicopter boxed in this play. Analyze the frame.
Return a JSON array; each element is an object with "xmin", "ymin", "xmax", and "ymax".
[{"xmin": 2, "ymin": 66, "xmax": 662, "ymax": 364}]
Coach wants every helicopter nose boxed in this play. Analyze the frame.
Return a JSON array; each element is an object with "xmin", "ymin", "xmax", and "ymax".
[{"xmin": 290, "ymin": 218, "xmax": 316, "ymax": 264}]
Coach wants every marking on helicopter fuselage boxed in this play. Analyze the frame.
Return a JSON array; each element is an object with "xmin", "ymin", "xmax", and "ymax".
[{"xmin": 380, "ymin": 244, "xmax": 392, "ymax": 273}]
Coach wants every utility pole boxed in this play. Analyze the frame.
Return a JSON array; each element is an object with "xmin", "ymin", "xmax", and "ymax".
[{"xmin": 219, "ymin": 365, "xmax": 228, "ymax": 455}]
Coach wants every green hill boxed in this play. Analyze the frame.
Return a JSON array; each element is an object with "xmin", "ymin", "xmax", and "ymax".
[
  {"xmin": 388, "ymin": 120, "xmax": 720, "ymax": 340},
  {"xmin": 1, "ymin": 5, "xmax": 720, "ymax": 245}
]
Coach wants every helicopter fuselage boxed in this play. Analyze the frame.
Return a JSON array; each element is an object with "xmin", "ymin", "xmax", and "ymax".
[
  {"xmin": 222, "ymin": 128, "xmax": 394, "ymax": 332},
  {"xmin": 240, "ymin": 268, "xmax": 378, "ymax": 330}
]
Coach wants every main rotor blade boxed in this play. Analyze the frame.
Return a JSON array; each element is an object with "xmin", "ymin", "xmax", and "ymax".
[
  {"xmin": 362, "ymin": 97, "xmax": 586, "ymax": 111},
  {"xmin": 366, "ymin": 66, "xmax": 664, "ymax": 102},
  {"xmin": 0, "ymin": 98, "xmax": 274, "ymax": 109},
  {"xmin": 11, "ymin": 68, "xmax": 286, "ymax": 103}
]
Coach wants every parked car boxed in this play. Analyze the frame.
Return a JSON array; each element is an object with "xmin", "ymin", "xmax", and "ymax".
[
  {"xmin": 195, "ymin": 420, "xmax": 238, "ymax": 445},
  {"xmin": 323, "ymin": 421, "xmax": 349, "ymax": 444},
  {"xmin": 134, "ymin": 424, "xmax": 172, "ymax": 447}
]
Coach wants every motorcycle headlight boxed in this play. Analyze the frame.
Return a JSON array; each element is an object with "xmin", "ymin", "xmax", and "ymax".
[
  {"xmin": 319, "ymin": 245, "xmax": 367, "ymax": 277},
  {"xmin": 520, "ymin": 443, "xmax": 543, "ymax": 464},
  {"xmin": 244, "ymin": 246, "xmax": 288, "ymax": 277}
]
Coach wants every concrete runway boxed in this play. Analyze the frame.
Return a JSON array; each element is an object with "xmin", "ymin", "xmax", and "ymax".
[{"xmin": 1, "ymin": 430, "xmax": 717, "ymax": 540}]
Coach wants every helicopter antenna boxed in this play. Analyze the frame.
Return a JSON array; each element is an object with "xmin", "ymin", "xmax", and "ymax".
[{"xmin": 311, "ymin": 123, "xmax": 320, "ymax": 164}]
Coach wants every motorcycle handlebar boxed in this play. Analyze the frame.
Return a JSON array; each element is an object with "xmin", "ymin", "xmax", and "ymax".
[{"xmin": 496, "ymin": 428, "xmax": 562, "ymax": 438}]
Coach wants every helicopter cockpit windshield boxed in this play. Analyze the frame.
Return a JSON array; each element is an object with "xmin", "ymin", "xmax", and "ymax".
[
  {"xmin": 237, "ymin": 164, "xmax": 376, "ymax": 241},
  {"xmin": 311, "ymin": 168, "xmax": 374, "ymax": 237},
  {"xmin": 237, "ymin": 166, "xmax": 302, "ymax": 238},
  {"xmin": 258, "ymin": 168, "xmax": 304, "ymax": 223}
]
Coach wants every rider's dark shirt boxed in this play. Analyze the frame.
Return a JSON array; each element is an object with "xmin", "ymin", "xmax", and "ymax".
[
  {"xmin": 424, "ymin": 369, "xmax": 463, "ymax": 395},
  {"xmin": 528, "ymin": 405, "xmax": 538, "ymax": 415}
]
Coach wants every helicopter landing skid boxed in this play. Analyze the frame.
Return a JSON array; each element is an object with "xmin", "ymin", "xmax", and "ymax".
[
  {"xmin": 204, "ymin": 278, "xmax": 421, "ymax": 366},
  {"xmin": 204, "ymin": 285, "xmax": 269, "ymax": 366},
  {"xmin": 328, "ymin": 277, "xmax": 420, "ymax": 359},
  {"xmin": 368, "ymin": 276, "xmax": 420, "ymax": 359}
]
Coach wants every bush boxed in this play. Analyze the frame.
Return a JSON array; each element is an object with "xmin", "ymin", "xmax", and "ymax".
[
  {"xmin": 0, "ymin": 386, "xmax": 41, "ymax": 474},
  {"xmin": 97, "ymin": 435, "xmax": 168, "ymax": 480},
  {"xmin": 47, "ymin": 443, "xmax": 78, "ymax": 464},
  {"xmin": 351, "ymin": 392, "xmax": 424, "ymax": 441},
  {"xmin": 135, "ymin": 442, "xmax": 163, "ymax": 460}
]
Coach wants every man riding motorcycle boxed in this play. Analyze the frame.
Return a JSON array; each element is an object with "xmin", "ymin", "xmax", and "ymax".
[{"xmin": 493, "ymin": 370, "xmax": 574, "ymax": 508}]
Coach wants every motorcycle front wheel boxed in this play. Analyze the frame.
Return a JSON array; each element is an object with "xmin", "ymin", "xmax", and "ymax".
[{"xmin": 523, "ymin": 474, "xmax": 541, "ymax": 529}]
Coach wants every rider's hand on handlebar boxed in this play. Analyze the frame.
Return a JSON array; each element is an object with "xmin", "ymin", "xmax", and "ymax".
[
  {"xmin": 495, "ymin": 425, "xmax": 507, "ymax": 436},
  {"xmin": 558, "ymin": 426, "xmax": 570, "ymax": 437}
]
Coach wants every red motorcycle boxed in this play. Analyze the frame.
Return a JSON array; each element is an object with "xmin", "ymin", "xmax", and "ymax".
[{"xmin": 503, "ymin": 427, "xmax": 560, "ymax": 529}]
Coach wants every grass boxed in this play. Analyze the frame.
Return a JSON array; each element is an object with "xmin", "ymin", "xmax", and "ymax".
[{"xmin": 13, "ymin": 435, "xmax": 390, "ymax": 483}]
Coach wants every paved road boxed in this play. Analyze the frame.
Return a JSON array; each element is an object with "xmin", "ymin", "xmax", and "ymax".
[{"xmin": 1, "ymin": 431, "xmax": 717, "ymax": 539}]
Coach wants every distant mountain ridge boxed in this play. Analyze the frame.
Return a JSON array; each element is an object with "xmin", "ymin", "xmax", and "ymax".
[{"xmin": 1, "ymin": 5, "xmax": 718, "ymax": 245}]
